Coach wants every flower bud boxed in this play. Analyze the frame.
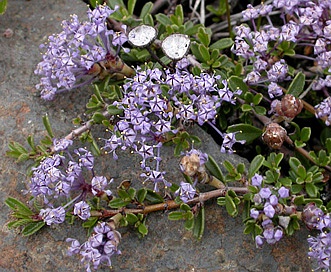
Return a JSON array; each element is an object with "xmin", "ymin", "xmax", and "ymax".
[
  {"xmin": 262, "ymin": 123, "xmax": 287, "ymax": 149},
  {"xmin": 274, "ymin": 94, "xmax": 303, "ymax": 121}
]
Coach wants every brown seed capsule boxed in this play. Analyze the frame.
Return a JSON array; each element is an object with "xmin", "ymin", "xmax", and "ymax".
[
  {"xmin": 274, "ymin": 94, "xmax": 303, "ymax": 121},
  {"xmin": 180, "ymin": 153, "xmax": 201, "ymax": 176},
  {"xmin": 262, "ymin": 123, "xmax": 287, "ymax": 149}
]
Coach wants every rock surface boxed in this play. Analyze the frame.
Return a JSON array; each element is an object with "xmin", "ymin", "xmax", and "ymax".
[{"xmin": 0, "ymin": 1, "xmax": 312, "ymax": 271}]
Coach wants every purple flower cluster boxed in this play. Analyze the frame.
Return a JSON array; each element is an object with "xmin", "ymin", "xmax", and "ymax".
[
  {"xmin": 315, "ymin": 96, "xmax": 331, "ymax": 126},
  {"xmin": 249, "ymin": 174, "xmax": 290, "ymax": 246},
  {"xmin": 67, "ymin": 222, "xmax": 121, "ymax": 272},
  {"xmin": 303, "ymin": 203, "xmax": 331, "ymax": 271},
  {"xmin": 236, "ymin": 0, "xmax": 331, "ymax": 116},
  {"xmin": 30, "ymin": 138, "xmax": 112, "ymax": 225},
  {"xmin": 103, "ymin": 62, "xmax": 241, "ymax": 191},
  {"xmin": 34, "ymin": 4, "xmax": 128, "ymax": 100}
]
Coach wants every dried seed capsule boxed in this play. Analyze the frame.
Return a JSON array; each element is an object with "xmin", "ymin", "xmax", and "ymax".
[
  {"xmin": 180, "ymin": 153, "xmax": 201, "ymax": 176},
  {"xmin": 262, "ymin": 123, "xmax": 287, "ymax": 149},
  {"xmin": 161, "ymin": 34, "xmax": 190, "ymax": 60},
  {"xmin": 274, "ymin": 94, "xmax": 303, "ymax": 121},
  {"xmin": 128, "ymin": 25, "xmax": 157, "ymax": 48}
]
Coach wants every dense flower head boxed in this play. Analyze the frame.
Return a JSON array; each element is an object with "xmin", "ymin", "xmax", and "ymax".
[
  {"xmin": 255, "ymin": 219, "xmax": 284, "ymax": 247},
  {"xmin": 30, "ymin": 141, "xmax": 114, "ymax": 228},
  {"xmin": 102, "ymin": 63, "xmax": 243, "ymax": 190},
  {"xmin": 66, "ymin": 222, "xmax": 121, "ymax": 272},
  {"xmin": 315, "ymin": 97, "xmax": 331, "ymax": 126},
  {"xmin": 34, "ymin": 4, "xmax": 130, "ymax": 100}
]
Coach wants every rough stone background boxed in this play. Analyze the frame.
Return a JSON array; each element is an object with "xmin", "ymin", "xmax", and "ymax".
[{"xmin": 0, "ymin": 1, "xmax": 312, "ymax": 271}]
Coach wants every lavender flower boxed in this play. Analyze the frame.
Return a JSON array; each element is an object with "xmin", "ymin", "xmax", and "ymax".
[
  {"xmin": 53, "ymin": 138, "xmax": 73, "ymax": 152},
  {"xmin": 74, "ymin": 201, "xmax": 91, "ymax": 220},
  {"xmin": 91, "ymin": 176, "xmax": 112, "ymax": 196},
  {"xmin": 67, "ymin": 222, "xmax": 121, "ymax": 272},
  {"xmin": 40, "ymin": 206, "xmax": 66, "ymax": 225},
  {"xmin": 267, "ymin": 83, "xmax": 283, "ymax": 99},
  {"xmin": 220, "ymin": 132, "xmax": 246, "ymax": 154},
  {"xmin": 251, "ymin": 173, "xmax": 263, "ymax": 187},
  {"xmin": 278, "ymin": 186, "xmax": 289, "ymax": 198},
  {"xmin": 175, "ymin": 181, "xmax": 196, "ymax": 203}
]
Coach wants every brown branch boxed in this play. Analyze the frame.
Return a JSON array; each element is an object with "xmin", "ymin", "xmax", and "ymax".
[
  {"xmin": 90, "ymin": 186, "xmax": 249, "ymax": 218},
  {"xmin": 50, "ymin": 110, "xmax": 110, "ymax": 153}
]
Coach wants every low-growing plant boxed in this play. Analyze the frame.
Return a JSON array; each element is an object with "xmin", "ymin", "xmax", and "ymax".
[{"xmin": 6, "ymin": 0, "xmax": 331, "ymax": 271}]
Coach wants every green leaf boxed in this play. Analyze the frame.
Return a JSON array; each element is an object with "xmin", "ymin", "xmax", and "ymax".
[
  {"xmin": 287, "ymin": 71, "xmax": 305, "ymax": 97},
  {"xmin": 145, "ymin": 189, "xmax": 164, "ymax": 204},
  {"xmin": 27, "ymin": 135, "xmax": 36, "ymax": 151},
  {"xmin": 306, "ymin": 182, "xmax": 318, "ymax": 198},
  {"xmin": 108, "ymin": 198, "xmax": 130, "ymax": 208},
  {"xmin": 225, "ymin": 192, "xmax": 238, "ymax": 217},
  {"xmin": 7, "ymin": 218, "xmax": 35, "ymax": 229},
  {"xmin": 0, "ymin": 0, "xmax": 7, "ymax": 15},
  {"xmin": 137, "ymin": 188, "xmax": 147, "ymax": 203},
  {"xmin": 226, "ymin": 124, "xmax": 263, "ymax": 144},
  {"xmin": 248, "ymin": 155, "xmax": 265, "ymax": 179},
  {"xmin": 193, "ymin": 206, "xmax": 205, "ymax": 239},
  {"xmin": 143, "ymin": 14, "xmax": 154, "ymax": 26},
  {"xmin": 198, "ymin": 44, "xmax": 210, "ymax": 62},
  {"xmin": 205, "ymin": 155, "xmax": 225, "ymax": 182},
  {"xmin": 300, "ymin": 127, "xmax": 311, "ymax": 142},
  {"xmin": 155, "ymin": 13, "xmax": 172, "ymax": 26},
  {"xmin": 126, "ymin": 213, "xmax": 138, "ymax": 224},
  {"xmin": 210, "ymin": 38, "xmax": 234, "ymax": 50},
  {"xmin": 168, "ymin": 211, "xmax": 184, "ymax": 220},
  {"xmin": 22, "ymin": 221, "xmax": 45, "ymax": 236},
  {"xmin": 42, "ymin": 115, "xmax": 54, "ymax": 138},
  {"xmin": 190, "ymin": 41, "xmax": 204, "ymax": 62},
  {"xmin": 128, "ymin": 0, "xmax": 137, "ymax": 15},
  {"xmin": 82, "ymin": 217, "xmax": 99, "ymax": 229},
  {"xmin": 228, "ymin": 76, "xmax": 248, "ymax": 93},
  {"xmin": 5, "ymin": 197, "xmax": 33, "ymax": 216},
  {"xmin": 289, "ymin": 157, "xmax": 301, "ymax": 173},
  {"xmin": 172, "ymin": 5, "xmax": 184, "ymax": 26},
  {"xmin": 197, "ymin": 27, "xmax": 211, "ymax": 47},
  {"xmin": 107, "ymin": 105, "xmax": 123, "ymax": 115},
  {"xmin": 184, "ymin": 218, "xmax": 194, "ymax": 230},
  {"xmin": 138, "ymin": 222, "xmax": 148, "ymax": 237},
  {"xmin": 92, "ymin": 112, "xmax": 107, "ymax": 124},
  {"xmin": 241, "ymin": 104, "xmax": 252, "ymax": 112},
  {"xmin": 217, "ymin": 196, "xmax": 226, "ymax": 206},
  {"xmin": 140, "ymin": 2, "xmax": 153, "ymax": 18}
]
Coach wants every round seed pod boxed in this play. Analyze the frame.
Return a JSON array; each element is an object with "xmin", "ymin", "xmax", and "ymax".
[
  {"xmin": 262, "ymin": 123, "xmax": 287, "ymax": 149},
  {"xmin": 274, "ymin": 94, "xmax": 303, "ymax": 121},
  {"xmin": 127, "ymin": 25, "xmax": 157, "ymax": 48}
]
